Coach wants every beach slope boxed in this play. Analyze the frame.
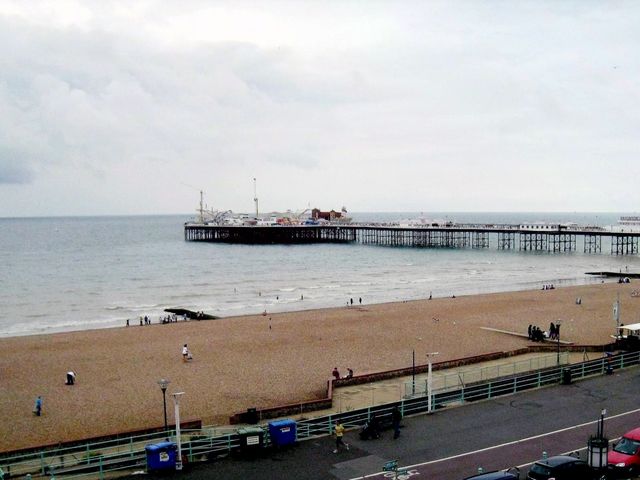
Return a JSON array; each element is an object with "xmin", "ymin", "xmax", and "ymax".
[{"xmin": 0, "ymin": 282, "xmax": 635, "ymax": 452}]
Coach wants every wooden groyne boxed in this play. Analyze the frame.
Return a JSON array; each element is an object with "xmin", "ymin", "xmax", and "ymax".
[
  {"xmin": 586, "ymin": 271, "xmax": 640, "ymax": 278},
  {"xmin": 184, "ymin": 223, "xmax": 640, "ymax": 255}
]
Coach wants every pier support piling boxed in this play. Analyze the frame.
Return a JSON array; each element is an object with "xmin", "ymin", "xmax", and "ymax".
[
  {"xmin": 498, "ymin": 232, "xmax": 516, "ymax": 250},
  {"xmin": 611, "ymin": 235, "xmax": 639, "ymax": 255},
  {"xmin": 584, "ymin": 235, "xmax": 602, "ymax": 253}
]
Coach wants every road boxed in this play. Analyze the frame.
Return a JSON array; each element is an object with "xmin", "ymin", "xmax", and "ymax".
[{"xmin": 143, "ymin": 366, "xmax": 640, "ymax": 480}]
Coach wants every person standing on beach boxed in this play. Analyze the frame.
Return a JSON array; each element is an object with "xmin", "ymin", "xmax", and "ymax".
[
  {"xmin": 182, "ymin": 344, "xmax": 189, "ymax": 362},
  {"xmin": 33, "ymin": 396, "xmax": 42, "ymax": 416},
  {"xmin": 333, "ymin": 420, "xmax": 349, "ymax": 453}
]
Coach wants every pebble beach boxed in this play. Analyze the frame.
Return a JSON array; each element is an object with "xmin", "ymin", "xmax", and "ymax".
[{"xmin": 1, "ymin": 281, "xmax": 638, "ymax": 452}]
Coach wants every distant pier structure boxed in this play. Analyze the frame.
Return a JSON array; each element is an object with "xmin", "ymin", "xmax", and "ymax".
[{"xmin": 184, "ymin": 223, "xmax": 640, "ymax": 255}]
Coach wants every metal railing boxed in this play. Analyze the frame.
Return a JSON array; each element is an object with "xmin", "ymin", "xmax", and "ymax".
[{"xmin": 2, "ymin": 351, "xmax": 638, "ymax": 480}]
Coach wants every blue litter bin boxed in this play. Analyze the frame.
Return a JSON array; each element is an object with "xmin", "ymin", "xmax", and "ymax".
[
  {"xmin": 145, "ymin": 441, "xmax": 177, "ymax": 471},
  {"xmin": 268, "ymin": 419, "xmax": 297, "ymax": 447}
]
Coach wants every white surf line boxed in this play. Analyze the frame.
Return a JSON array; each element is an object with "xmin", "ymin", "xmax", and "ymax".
[{"xmin": 349, "ymin": 407, "xmax": 640, "ymax": 479}]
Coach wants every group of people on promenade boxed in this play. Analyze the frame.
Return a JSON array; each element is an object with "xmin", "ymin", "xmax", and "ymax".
[
  {"xmin": 335, "ymin": 406, "xmax": 403, "ymax": 452},
  {"xmin": 527, "ymin": 322, "xmax": 560, "ymax": 342},
  {"xmin": 332, "ymin": 367, "xmax": 353, "ymax": 380}
]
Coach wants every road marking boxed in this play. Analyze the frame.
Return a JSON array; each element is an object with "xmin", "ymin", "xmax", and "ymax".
[{"xmin": 350, "ymin": 407, "xmax": 640, "ymax": 479}]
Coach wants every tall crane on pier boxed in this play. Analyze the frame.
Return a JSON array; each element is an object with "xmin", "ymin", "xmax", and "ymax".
[
  {"xmin": 198, "ymin": 190, "xmax": 204, "ymax": 224},
  {"xmin": 253, "ymin": 178, "xmax": 259, "ymax": 218}
]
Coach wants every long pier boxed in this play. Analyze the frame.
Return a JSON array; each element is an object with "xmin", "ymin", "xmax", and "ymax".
[{"xmin": 184, "ymin": 223, "xmax": 640, "ymax": 255}]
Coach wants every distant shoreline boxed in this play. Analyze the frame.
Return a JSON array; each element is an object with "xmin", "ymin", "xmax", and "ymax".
[{"xmin": 0, "ymin": 275, "xmax": 612, "ymax": 340}]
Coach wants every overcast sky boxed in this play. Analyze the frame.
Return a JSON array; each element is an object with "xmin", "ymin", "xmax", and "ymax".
[{"xmin": 0, "ymin": 1, "xmax": 639, "ymax": 217}]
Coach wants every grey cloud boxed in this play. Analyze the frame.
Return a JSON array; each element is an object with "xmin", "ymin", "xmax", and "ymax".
[
  {"xmin": 1, "ymin": 2, "xmax": 640, "ymax": 216},
  {"xmin": 0, "ymin": 17, "xmax": 357, "ymax": 186},
  {"xmin": 0, "ymin": 147, "xmax": 35, "ymax": 184}
]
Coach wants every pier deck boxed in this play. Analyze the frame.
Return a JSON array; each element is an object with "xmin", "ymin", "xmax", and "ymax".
[{"xmin": 184, "ymin": 223, "xmax": 640, "ymax": 255}]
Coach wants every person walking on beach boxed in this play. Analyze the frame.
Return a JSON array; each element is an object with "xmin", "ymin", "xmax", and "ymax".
[
  {"xmin": 392, "ymin": 406, "xmax": 402, "ymax": 439},
  {"xmin": 182, "ymin": 344, "xmax": 189, "ymax": 362},
  {"xmin": 33, "ymin": 396, "xmax": 42, "ymax": 416},
  {"xmin": 333, "ymin": 420, "xmax": 349, "ymax": 453},
  {"xmin": 65, "ymin": 371, "xmax": 76, "ymax": 385}
]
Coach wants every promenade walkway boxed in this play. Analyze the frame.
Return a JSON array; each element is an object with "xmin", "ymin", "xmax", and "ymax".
[
  {"xmin": 287, "ymin": 351, "xmax": 587, "ymax": 421},
  {"xmin": 146, "ymin": 353, "xmax": 639, "ymax": 480}
]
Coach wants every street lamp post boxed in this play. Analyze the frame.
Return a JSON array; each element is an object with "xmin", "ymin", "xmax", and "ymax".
[
  {"xmin": 412, "ymin": 349, "xmax": 416, "ymax": 395},
  {"xmin": 426, "ymin": 352, "xmax": 439, "ymax": 413},
  {"xmin": 588, "ymin": 409, "xmax": 608, "ymax": 471},
  {"xmin": 157, "ymin": 379, "xmax": 170, "ymax": 437},
  {"xmin": 412, "ymin": 337, "xmax": 422, "ymax": 397},
  {"xmin": 556, "ymin": 322, "xmax": 562, "ymax": 365},
  {"xmin": 172, "ymin": 392, "xmax": 185, "ymax": 471}
]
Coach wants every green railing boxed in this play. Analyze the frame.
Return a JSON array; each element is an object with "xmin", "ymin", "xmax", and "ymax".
[{"xmin": 0, "ymin": 428, "xmax": 238, "ymax": 480}]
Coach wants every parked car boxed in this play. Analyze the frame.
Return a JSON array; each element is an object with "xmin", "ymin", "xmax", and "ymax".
[
  {"xmin": 608, "ymin": 426, "xmax": 640, "ymax": 477},
  {"xmin": 527, "ymin": 455, "xmax": 608, "ymax": 479},
  {"xmin": 464, "ymin": 467, "xmax": 519, "ymax": 479}
]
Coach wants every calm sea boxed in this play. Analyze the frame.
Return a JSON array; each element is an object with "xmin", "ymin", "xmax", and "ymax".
[{"xmin": 1, "ymin": 212, "xmax": 638, "ymax": 337}]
